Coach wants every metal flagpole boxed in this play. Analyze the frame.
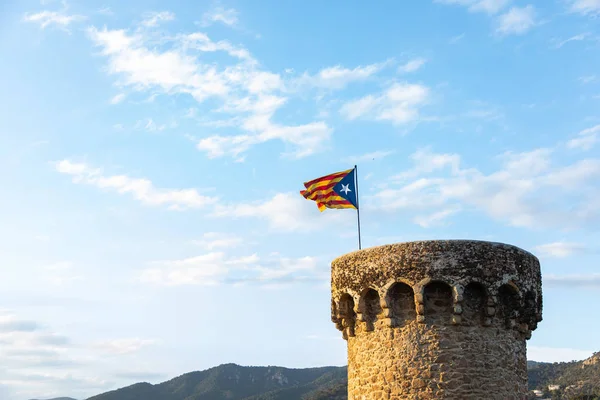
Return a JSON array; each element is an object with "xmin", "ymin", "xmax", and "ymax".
[{"xmin": 354, "ymin": 165, "xmax": 362, "ymax": 250}]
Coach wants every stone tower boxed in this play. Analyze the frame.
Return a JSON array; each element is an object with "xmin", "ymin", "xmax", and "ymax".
[{"xmin": 330, "ymin": 240, "xmax": 543, "ymax": 400}]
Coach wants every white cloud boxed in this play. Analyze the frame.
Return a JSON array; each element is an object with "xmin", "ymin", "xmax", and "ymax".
[
  {"xmin": 109, "ymin": 93, "xmax": 125, "ymax": 104},
  {"xmin": 552, "ymin": 33, "xmax": 589, "ymax": 49},
  {"xmin": 94, "ymin": 338, "xmax": 157, "ymax": 355},
  {"xmin": 369, "ymin": 147, "xmax": 600, "ymax": 229},
  {"xmin": 23, "ymin": 9, "xmax": 86, "ymax": 31},
  {"xmin": 140, "ymin": 252, "xmax": 322, "ymax": 286},
  {"xmin": 534, "ymin": 242, "xmax": 586, "ymax": 258},
  {"xmin": 340, "ymin": 82, "xmax": 430, "ymax": 125},
  {"xmin": 0, "ymin": 310, "xmax": 118, "ymax": 399},
  {"xmin": 253, "ymin": 256, "xmax": 317, "ymax": 281},
  {"xmin": 544, "ymin": 274, "xmax": 600, "ymax": 288},
  {"xmin": 41, "ymin": 262, "xmax": 83, "ymax": 286},
  {"xmin": 342, "ymin": 150, "xmax": 395, "ymax": 164},
  {"xmin": 535, "ymin": 242, "xmax": 586, "ymax": 258},
  {"xmin": 470, "ymin": 0, "xmax": 511, "ymax": 14},
  {"xmin": 87, "ymin": 27, "xmax": 225, "ymax": 99},
  {"xmin": 0, "ymin": 314, "xmax": 40, "ymax": 333},
  {"xmin": 200, "ymin": 7, "xmax": 239, "ymax": 27},
  {"xmin": 96, "ymin": 7, "xmax": 114, "ymax": 16},
  {"xmin": 568, "ymin": 124, "xmax": 600, "ymax": 151},
  {"xmin": 141, "ymin": 252, "xmax": 255, "ymax": 286},
  {"xmin": 296, "ymin": 62, "xmax": 389, "ymax": 90},
  {"xmin": 191, "ymin": 232, "xmax": 243, "ymax": 250},
  {"xmin": 133, "ymin": 118, "xmax": 174, "ymax": 132},
  {"xmin": 568, "ymin": 0, "xmax": 600, "ymax": 16},
  {"xmin": 212, "ymin": 192, "xmax": 348, "ymax": 232},
  {"xmin": 413, "ymin": 207, "xmax": 461, "ymax": 228},
  {"xmin": 579, "ymin": 75, "xmax": 598, "ymax": 84},
  {"xmin": 397, "ymin": 58, "xmax": 427, "ymax": 73},
  {"xmin": 197, "ymin": 115, "xmax": 332, "ymax": 160},
  {"xmin": 392, "ymin": 147, "xmax": 461, "ymax": 181},
  {"xmin": 449, "ymin": 33, "xmax": 466, "ymax": 44},
  {"xmin": 435, "ymin": 0, "xmax": 511, "ymax": 14},
  {"xmin": 87, "ymin": 25, "xmax": 334, "ymax": 159},
  {"xmin": 181, "ymin": 32, "xmax": 255, "ymax": 63},
  {"xmin": 528, "ymin": 346, "xmax": 594, "ymax": 363},
  {"xmin": 140, "ymin": 11, "xmax": 175, "ymax": 27},
  {"xmin": 495, "ymin": 5, "xmax": 537, "ymax": 36},
  {"xmin": 54, "ymin": 160, "xmax": 218, "ymax": 210}
]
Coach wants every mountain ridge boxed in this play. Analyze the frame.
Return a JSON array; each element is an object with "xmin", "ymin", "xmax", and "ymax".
[{"xmin": 33, "ymin": 353, "xmax": 600, "ymax": 400}]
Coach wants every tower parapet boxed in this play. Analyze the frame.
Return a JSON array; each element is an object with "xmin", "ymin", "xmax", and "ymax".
[{"xmin": 330, "ymin": 240, "xmax": 542, "ymax": 400}]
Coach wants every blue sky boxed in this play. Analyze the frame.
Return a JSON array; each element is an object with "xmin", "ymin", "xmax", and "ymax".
[{"xmin": 1, "ymin": 0, "xmax": 600, "ymax": 398}]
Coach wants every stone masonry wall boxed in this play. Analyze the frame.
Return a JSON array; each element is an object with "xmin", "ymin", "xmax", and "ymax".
[
  {"xmin": 331, "ymin": 240, "xmax": 543, "ymax": 400},
  {"xmin": 347, "ymin": 320, "xmax": 527, "ymax": 399}
]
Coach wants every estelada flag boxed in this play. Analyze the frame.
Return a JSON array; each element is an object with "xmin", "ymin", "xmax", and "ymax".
[{"xmin": 300, "ymin": 168, "xmax": 358, "ymax": 212}]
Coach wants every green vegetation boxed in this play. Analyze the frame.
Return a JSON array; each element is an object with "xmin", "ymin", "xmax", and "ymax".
[
  {"xmin": 37, "ymin": 353, "xmax": 600, "ymax": 400},
  {"xmin": 527, "ymin": 353, "xmax": 600, "ymax": 399},
  {"xmin": 86, "ymin": 364, "xmax": 348, "ymax": 400}
]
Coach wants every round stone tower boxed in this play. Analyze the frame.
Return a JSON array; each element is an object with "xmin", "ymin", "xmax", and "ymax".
[{"xmin": 330, "ymin": 240, "xmax": 543, "ymax": 400}]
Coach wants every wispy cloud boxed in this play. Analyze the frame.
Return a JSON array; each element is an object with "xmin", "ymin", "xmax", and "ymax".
[
  {"xmin": 0, "ymin": 314, "xmax": 41, "ymax": 333},
  {"xmin": 94, "ymin": 338, "xmax": 158, "ymax": 355},
  {"xmin": 109, "ymin": 93, "xmax": 125, "ymax": 104},
  {"xmin": 534, "ymin": 242, "xmax": 587, "ymax": 258},
  {"xmin": 413, "ymin": 207, "xmax": 461, "ymax": 228},
  {"xmin": 544, "ymin": 274, "xmax": 600, "ymax": 288},
  {"xmin": 369, "ymin": 146, "xmax": 600, "ymax": 229},
  {"xmin": 0, "ymin": 310, "xmax": 117, "ymax": 399},
  {"xmin": 140, "ymin": 11, "xmax": 175, "ymax": 28},
  {"xmin": 449, "ymin": 33, "xmax": 466, "ymax": 44},
  {"xmin": 96, "ymin": 7, "xmax": 114, "ymax": 16},
  {"xmin": 495, "ymin": 5, "xmax": 537, "ymax": 36},
  {"xmin": 54, "ymin": 160, "xmax": 218, "ymax": 210},
  {"xmin": 567, "ymin": 124, "xmax": 600, "ymax": 151},
  {"xmin": 141, "ymin": 252, "xmax": 246, "ymax": 286},
  {"xmin": 23, "ymin": 9, "xmax": 86, "ymax": 31},
  {"xmin": 200, "ymin": 6, "xmax": 239, "ymax": 27},
  {"xmin": 340, "ymin": 82, "xmax": 430, "ymax": 125},
  {"xmin": 140, "ymin": 252, "xmax": 322, "ymax": 287},
  {"xmin": 86, "ymin": 23, "xmax": 334, "ymax": 160},
  {"xmin": 342, "ymin": 150, "xmax": 395, "ymax": 164},
  {"xmin": 191, "ymin": 232, "xmax": 244, "ymax": 250},
  {"xmin": 295, "ymin": 61, "xmax": 390, "ymax": 90},
  {"xmin": 551, "ymin": 33, "xmax": 589, "ymax": 49},
  {"xmin": 392, "ymin": 147, "xmax": 461, "ymax": 181},
  {"xmin": 567, "ymin": 0, "xmax": 600, "ymax": 16},
  {"xmin": 397, "ymin": 58, "xmax": 427, "ymax": 73},
  {"xmin": 579, "ymin": 75, "xmax": 598, "ymax": 84},
  {"xmin": 212, "ymin": 192, "xmax": 348, "ymax": 232},
  {"xmin": 180, "ymin": 32, "xmax": 256, "ymax": 63},
  {"xmin": 435, "ymin": 0, "xmax": 511, "ymax": 15},
  {"xmin": 133, "ymin": 118, "xmax": 175, "ymax": 132},
  {"xmin": 41, "ymin": 261, "xmax": 83, "ymax": 286}
]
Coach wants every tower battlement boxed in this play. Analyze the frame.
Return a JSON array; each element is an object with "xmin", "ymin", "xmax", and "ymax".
[{"xmin": 330, "ymin": 240, "xmax": 543, "ymax": 400}]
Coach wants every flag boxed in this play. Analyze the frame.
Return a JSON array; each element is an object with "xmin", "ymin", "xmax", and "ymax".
[{"xmin": 300, "ymin": 168, "xmax": 358, "ymax": 212}]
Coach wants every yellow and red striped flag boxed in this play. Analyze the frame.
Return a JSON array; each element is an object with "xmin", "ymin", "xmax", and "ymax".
[{"xmin": 300, "ymin": 168, "xmax": 358, "ymax": 212}]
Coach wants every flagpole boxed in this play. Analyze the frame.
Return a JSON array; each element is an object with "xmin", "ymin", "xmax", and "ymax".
[{"xmin": 354, "ymin": 165, "xmax": 362, "ymax": 250}]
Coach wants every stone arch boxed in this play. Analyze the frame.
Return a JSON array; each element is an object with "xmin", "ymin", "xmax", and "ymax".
[
  {"xmin": 462, "ymin": 282, "xmax": 487, "ymax": 326},
  {"xmin": 339, "ymin": 293, "xmax": 356, "ymax": 338},
  {"xmin": 358, "ymin": 288, "xmax": 382, "ymax": 331},
  {"xmin": 497, "ymin": 283, "xmax": 520, "ymax": 328},
  {"xmin": 424, "ymin": 281, "xmax": 453, "ymax": 324},
  {"xmin": 331, "ymin": 299, "xmax": 343, "ymax": 331},
  {"xmin": 386, "ymin": 282, "xmax": 416, "ymax": 326}
]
